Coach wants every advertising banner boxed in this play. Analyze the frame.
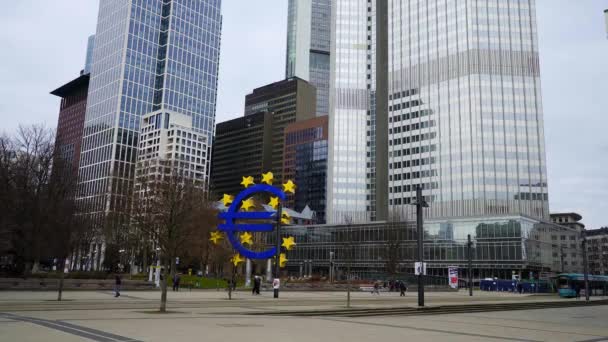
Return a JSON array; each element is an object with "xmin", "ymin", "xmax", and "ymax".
[{"xmin": 448, "ymin": 266, "xmax": 459, "ymax": 289}]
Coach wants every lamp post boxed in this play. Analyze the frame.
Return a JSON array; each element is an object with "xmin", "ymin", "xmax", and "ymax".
[
  {"xmin": 274, "ymin": 203, "xmax": 282, "ymax": 299},
  {"xmin": 582, "ymin": 231, "xmax": 590, "ymax": 301},
  {"xmin": 411, "ymin": 185, "xmax": 429, "ymax": 307},
  {"xmin": 329, "ymin": 251, "xmax": 335, "ymax": 283},
  {"xmin": 560, "ymin": 245, "xmax": 565, "ymax": 273},
  {"xmin": 467, "ymin": 234, "xmax": 473, "ymax": 296}
]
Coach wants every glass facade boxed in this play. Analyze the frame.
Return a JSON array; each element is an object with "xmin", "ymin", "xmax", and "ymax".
[
  {"xmin": 387, "ymin": 0, "xmax": 549, "ymax": 220},
  {"xmin": 286, "ymin": 0, "xmax": 331, "ymax": 116},
  {"xmin": 283, "ymin": 117, "xmax": 328, "ymax": 223},
  {"xmin": 78, "ymin": 0, "xmax": 222, "ymax": 224},
  {"xmin": 84, "ymin": 34, "xmax": 95, "ymax": 75},
  {"xmin": 274, "ymin": 216, "xmax": 582, "ymax": 280},
  {"xmin": 327, "ymin": 0, "xmax": 370, "ymax": 224}
]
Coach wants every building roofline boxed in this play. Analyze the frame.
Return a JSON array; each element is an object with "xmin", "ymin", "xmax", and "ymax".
[
  {"xmin": 50, "ymin": 73, "xmax": 90, "ymax": 97},
  {"xmin": 550, "ymin": 212, "xmax": 583, "ymax": 222}
]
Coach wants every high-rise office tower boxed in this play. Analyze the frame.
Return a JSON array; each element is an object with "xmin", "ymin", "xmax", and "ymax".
[
  {"xmin": 244, "ymin": 77, "xmax": 316, "ymax": 183},
  {"xmin": 78, "ymin": 0, "xmax": 222, "ymax": 227},
  {"xmin": 84, "ymin": 35, "xmax": 95, "ymax": 75},
  {"xmin": 211, "ymin": 111, "xmax": 274, "ymax": 197},
  {"xmin": 283, "ymin": 116, "xmax": 328, "ymax": 223},
  {"xmin": 387, "ymin": 0, "xmax": 548, "ymax": 220},
  {"xmin": 285, "ymin": 0, "xmax": 331, "ymax": 116},
  {"xmin": 328, "ymin": 0, "xmax": 549, "ymax": 223},
  {"xmin": 52, "ymin": 74, "xmax": 90, "ymax": 180},
  {"xmin": 327, "ymin": 0, "xmax": 388, "ymax": 224}
]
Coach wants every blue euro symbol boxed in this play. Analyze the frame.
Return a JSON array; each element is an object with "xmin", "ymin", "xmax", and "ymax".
[{"xmin": 218, "ymin": 184, "xmax": 286, "ymax": 259}]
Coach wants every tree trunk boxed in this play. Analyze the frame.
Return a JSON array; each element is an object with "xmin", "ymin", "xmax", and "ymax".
[
  {"xmin": 32, "ymin": 260, "xmax": 40, "ymax": 274},
  {"xmin": 57, "ymin": 259, "xmax": 65, "ymax": 301},
  {"xmin": 142, "ymin": 242, "xmax": 148, "ymax": 275},
  {"xmin": 160, "ymin": 263, "xmax": 169, "ymax": 313},
  {"xmin": 228, "ymin": 265, "xmax": 234, "ymax": 300}
]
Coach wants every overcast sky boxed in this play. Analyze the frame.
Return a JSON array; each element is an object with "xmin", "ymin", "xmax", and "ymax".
[{"xmin": 0, "ymin": 1, "xmax": 607, "ymax": 229}]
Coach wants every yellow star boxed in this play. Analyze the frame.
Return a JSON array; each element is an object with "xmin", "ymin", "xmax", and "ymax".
[
  {"xmin": 231, "ymin": 254, "xmax": 245, "ymax": 267},
  {"xmin": 241, "ymin": 198, "xmax": 255, "ymax": 211},
  {"xmin": 261, "ymin": 171, "xmax": 274, "ymax": 185},
  {"xmin": 209, "ymin": 231, "xmax": 223, "ymax": 245},
  {"xmin": 240, "ymin": 232, "xmax": 253, "ymax": 246},
  {"xmin": 279, "ymin": 253, "xmax": 288, "ymax": 268},
  {"xmin": 222, "ymin": 194, "xmax": 234, "ymax": 207},
  {"xmin": 281, "ymin": 211, "xmax": 291, "ymax": 225},
  {"xmin": 241, "ymin": 176, "xmax": 255, "ymax": 188},
  {"xmin": 281, "ymin": 236, "xmax": 296, "ymax": 251},
  {"xmin": 283, "ymin": 180, "xmax": 296, "ymax": 194},
  {"xmin": 268, "ymin": 197, "xmax": 280, "ymax": 209}
]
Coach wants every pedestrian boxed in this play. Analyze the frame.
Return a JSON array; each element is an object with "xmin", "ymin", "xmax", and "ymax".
[
  {"xmin": 172, "ymin": 273, "xmax": 180, "ymax": 292},
  {"xmin": 252, "ymin": 275, "xmax": 258, "ymax": 295},
  {"xmin": 399, "ymin": 281, "xmax": 407, "ymax": 297},
  {"xmin": 254, "ymin": 275, "xmax": 261, "ymax": 295},
  {"xmin": 114, "ymin": 275, "xmax": 121, "ymax": 298},
  {"xmin": 575, "ymin": 284, "xmax": 581, "ymax": 299},
  {"xmin": 372, "ymin": 281, "xmax": 380, "ymax": 295}
]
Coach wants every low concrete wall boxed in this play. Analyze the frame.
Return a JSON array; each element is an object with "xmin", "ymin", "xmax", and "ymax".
[
  {"xmin": 0, "ymin": 278, "xmax": 156, "ymax": 291},
  {"xmin": 266, "ymin": 282, "xmax": 456, "ymax": 292}
]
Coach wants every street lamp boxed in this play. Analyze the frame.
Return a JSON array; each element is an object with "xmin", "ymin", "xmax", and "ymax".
[
  {"xmin": 467, "ymin": 234, "xmax": 473, "ymax": 297},
  {"xmin": 274, "ymin": 203, "xmax": 283, "ymax": 299},
  {"xmin": 582, "ymin": 231, "xmax": 590, "ymax": 301},
  {"xmin": 410, "ymin": 185, "xmax": 429, "ymax": 307},
  {"xmin": 329, "ymin": 251, "xmax": 335, "ymax": 283}
]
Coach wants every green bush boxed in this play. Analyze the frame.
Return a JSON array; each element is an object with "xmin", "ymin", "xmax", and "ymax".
[
  {"xmin": 22, "ymin": 271, "xmax": 112, "ymax": 280},
  {"xmin": 178, "ymin": 276, "xmax": 245, "ymax": 289}
]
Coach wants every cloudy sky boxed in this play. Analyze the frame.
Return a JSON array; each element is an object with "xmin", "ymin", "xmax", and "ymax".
[{"xmin": 0, "ymin": 1, "xmax": 607, "ymax": 229}]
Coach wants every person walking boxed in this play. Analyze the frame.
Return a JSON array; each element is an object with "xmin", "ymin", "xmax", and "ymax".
[
  {"xmin": 399, "ymin": 281, "xmax": 407, "ymax": 297},
  {"xmin": 254, "ymin": 275, "xmax": 261, "ymax": 295},
  {"xmin": 575, "ymin": 284, "xmax": 581, "ymax": 299},
  {"xmin": 114, "ymin": 275, "xmax": 121, "ymax": 298},
  {"xmin": 372, "ymin": 281, "xmax": 380, "ymax": 295},
  {"xmin": 172, "ymin": 273, "xmax": 180, "ymax": 292},
  {"xmin": 252, "ymin": 275, "xmax": 258, "ymax": 295}
]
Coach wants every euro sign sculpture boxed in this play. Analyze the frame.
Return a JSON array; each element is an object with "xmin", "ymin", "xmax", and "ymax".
[{"xmin": 218, "ymin": 184, "xmax": 286, "ymax": 259}]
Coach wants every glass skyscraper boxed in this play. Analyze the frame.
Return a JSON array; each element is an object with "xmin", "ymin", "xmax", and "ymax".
[
  {"xmin": 78, "ymin": 0, "xmax": 222, "ymax": 225},
  {"xmin": 387, "ymin": 0, "xmax": 548, "ymax": 220},
  {"xmin": 286, "ymin": 0, "xmax": 331, "ymax": 116},
  {"xmin": 84, "ymin": 35, "xmax": 95, "ymax": 75},
  {"xmin": 328, "ymin": 0, "xmax": 549, "ymax": 223},
  {"xmin": 327, "ymin": 0, "xmax": 389, "ymax": 224}
]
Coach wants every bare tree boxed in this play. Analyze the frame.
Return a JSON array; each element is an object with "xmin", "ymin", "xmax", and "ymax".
[
  {"xmin": 384, "ymin": 223, "xmax": 402, "ymax": 279},
  {"xmin": 133, "ymin": 160, "xmax": 218, "ymax": 312}
]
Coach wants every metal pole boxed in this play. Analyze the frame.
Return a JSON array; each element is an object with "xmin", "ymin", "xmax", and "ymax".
[
  {"xmin": 560, "ymin": 246, "xmax": 565, "ymax": 273},
  {"xmin": 274, "ymin": 203, "xmax": 282, "ymax": 299},
  {"xmin": 468, "ymin": 234, "xmax": 473, "ymax": 297},
  {"xmin": 582, "ymin": 232, "xmax": 590, "ymax": 301},
  {"xmin": 416, "ymin": 186, "xmax": 424, "ymax": 307}
]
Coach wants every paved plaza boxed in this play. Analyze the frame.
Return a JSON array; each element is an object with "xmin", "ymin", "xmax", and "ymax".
[{"xmin": 0, "ymin": 290, "xmax": 607, "ymax": 341}]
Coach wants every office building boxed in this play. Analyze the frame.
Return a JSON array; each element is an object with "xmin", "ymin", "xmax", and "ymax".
[
  {"xmin": 84, "ymin": 35, "xmax": 95, "ymax": 75},
  {"xmin": 285, "ymin": 0, "xmax": 331, "ymax": 116},
  {"xmin": 283, "ymin": 116, "xmax": 328, "ymax": 223},
  {"xmin": 328, "ymin": 0, "xmax": 549, "ymax": 224},
  {"xmin": 274, "ymin": 215, "xmax": 581, "ymax": 280},
  {"xmin": 211, "ymin": 111, "xmax": 273, "ymax": 197},
  {"xmin": 77, "ymin": 0, "xmax": 222, "ymax": 230},
  {"xmin": 135, "ymin": 110, "xmax": 210, "ymax": 185},
  {"xmin": 548, "ymin": 213, "xmax": 584, "ymax": 273},
  {"xmin": 327, "ymin": 0, "xmax": 388, "ymax": 223},
  {"xmin": 586, "ymin": 227, "xmax": 608, "ymax": 275},
  {"xmin": 387, "ymin": 0, "xmax": 548, "ymax": 221},
  {"xmin": 51, "ymin": 73, "xmax": 90, "ymax": 179},
  {"xmin": 243, "ymin": 77, "xmax": 316, "ymax": 183}
]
